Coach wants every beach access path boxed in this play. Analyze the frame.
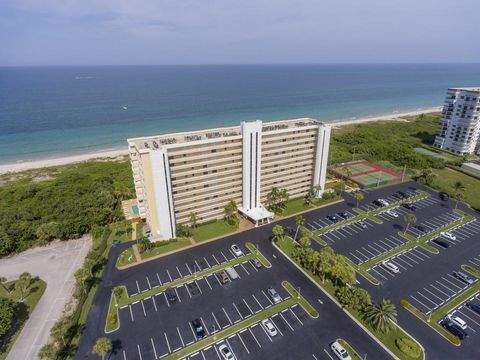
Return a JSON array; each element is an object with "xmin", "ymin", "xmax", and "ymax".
[
  {"xmin": 0, "ymin": 107, "xmax": 441, "ymax": 175},
  {"xmin": 0, "ymin": 237, "xmax": 91, "ymax": 360}
]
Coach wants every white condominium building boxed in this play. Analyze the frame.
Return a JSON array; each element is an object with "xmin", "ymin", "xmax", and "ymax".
[
  {"xmin": 128, "ymin": 118, "xmax": 331, "ymax": 240},
  {"xmin": 433, "ymin": 87, "xmax": 480, "ymax": 154}
]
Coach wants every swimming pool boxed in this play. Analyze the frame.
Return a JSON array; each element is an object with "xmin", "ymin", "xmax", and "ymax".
[{"xmin": 132, "ymin": 205, "xmax": 139, "ymax": 215}]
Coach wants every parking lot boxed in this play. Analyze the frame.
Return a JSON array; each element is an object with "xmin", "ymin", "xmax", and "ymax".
[
  {"xmin": 443, "ymin": 292, "xmax": 480, "ymax": 341},
  {"xmin": 76, "ymin": 181, "xmax": 480, "ymax": 360}
]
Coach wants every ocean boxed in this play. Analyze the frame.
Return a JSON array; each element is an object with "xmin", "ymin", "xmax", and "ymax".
[{"xmin": 1, "ymin": 64, "xmax": 480, "ymax": 164}]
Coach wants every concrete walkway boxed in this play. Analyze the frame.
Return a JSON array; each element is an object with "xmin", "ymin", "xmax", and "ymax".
[{"xmin": 0, "ymin": 237, "xmax": 91, "ymax": 360}]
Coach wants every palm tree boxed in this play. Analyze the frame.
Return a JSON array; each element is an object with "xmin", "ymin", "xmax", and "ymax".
[
  {"xmin": 189, "ymin": 212, "xmax": 198, "ymax": 228},
  {"xmin": 362, "ymin": 299, "xmax": 397, "ymax": 333},
  {"xmin": 299, "ymin": 236, "xmax": 311, "ymax": 248},
  {"xmin": 294, "ymin": 215, "xmax": 305, "ymax": 240},
  {"xmin": 272, "ymin": 225, "xmax": 285, "ymax": 241},
  {"xmin": 354, "ymin": 192, "xmax": 364, "ymax": 208},
  {"xmin": 0, "ymin": 277, "xmax": 10, "ymax": 294},
  {"xmin": 15, "ymin": 272, "xmax": 32, "ymax": 301},
  {"xmin": 113, "ymin": 287, "xmax": 123, "ymax": 305},
  {"xmin": 452, "ymin": 181, "xmax": 465, "ymax": 209},
  {"xmin": 92, "ymin": 337, "xmax": 112, "ymax": 360},
  {"xmin": 403, "ymin": 213, "xmax": 417, "ymax": 233},
  {"xmin": 418, "ymin": 168, "xmax": 436, "ymax": 186},
  {"xmin": 224, "ymin": 199, "xmax": 238, "ymax": 224}
]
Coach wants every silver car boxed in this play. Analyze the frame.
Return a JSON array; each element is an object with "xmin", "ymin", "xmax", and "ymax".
[
  {"xmin": 218, "ymin": 344, "xmax": 235, "ymax": 360},
  {"xmin": 267, "ymin": 287, "xmax": 282, "ymax": 303}
]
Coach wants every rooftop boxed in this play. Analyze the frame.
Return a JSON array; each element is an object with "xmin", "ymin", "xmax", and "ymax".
[
  {"xmin": 449, "ymin": 87, "xmax": 480, "ymax": 93},
  {"xmin": 128, "ymin": 117, "xmax": 323, "ymax": 152}
]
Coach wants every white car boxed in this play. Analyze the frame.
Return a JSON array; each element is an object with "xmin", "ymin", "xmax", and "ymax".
[
  {"xmin": 218, "ymin": 344, "xmax": 235, "ymax": 360},
  {"xmin": 378, "ymin": 198, "xmax": 390, "ymax": 206},
  {"xmin": 330, "ymin": 341, "xmax": 351, "ymax": 360},
  {"xmin": 231, "ymin": 244, "xmax": 243, "ymax": 257},
  {"xmin": 386, "ymin": 209, "xmax": 398, "ymax": 218},
  {"xmin": 261, "ymin": 318, "xmax": 278, "ymax": 337},
  {"xmin": 382, "ymin": 261, "xmax": 400, "ymax": 274},
  {"xmin": 447, "ymin": 314, "xmax": 467, "ymax": 329},
  {"xmin": 441, "ymin": 231, "xmax": 457, "ymax": 241}
]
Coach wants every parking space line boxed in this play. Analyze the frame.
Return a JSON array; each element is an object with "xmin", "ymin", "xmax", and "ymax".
[
  {"xmin": 194, "ymin": 260, "xmax": 203, "ymax": 272},
  {"xmin": 189, "ymin": 321, "xmax": 197, "ymax": 340},
  {"xmin": 226, "ymin": 338, "xmax": 239, "ymax": 359},
  {"xmin": 349, "ymin": 252, "xmax": 363, "ymax": 263},
  {"xmin": 177, "ymin": 327, "xmax": 185, "ymax": 347},
  {"xmin": 185, "ymin": 283, "xmax": 192, "ymax": 298},
  {"xmin": 156, "ymin": 273, "xmax": 162, "ymax": 286},
  {"xmin": 146, "ymin": 276, "xmax": 152, "ymax": 289},
  {"xmin": 136, "ymin": 280, "xmax": 141, "ymax": 293},
  {"xmin": 141, "ymin": 300, "xmax": 146, "ymax": 316},
  {"xmin": 417, "ymin": 291, "xmax": 439, "ymax": 307},
  {"xmin": 164, "ymin": 333, "xmax": 171, "ymax": 353},
  {"xmin": 211, "ymin": 312, "xmax": 222, "ymax": 329},
  {"xmin": 248, "ymin": 327, "xmax": 262, "ymax": 348},
  {"xmin": 423, "ymin": 287, "xmax": 445, "ymax": 303},
  {"xmin": 166, "ymin": 269, "xmax": 173, "ymax": 282},
  {"xmin": 412, "ymin": 248, "xmax": 429, "ymax": 259},
  {"xmin": 220, "ymin": 251, "xmax": 229, "ymax": 262},
  {"xmin": 446, "ymin": 274, "xmax": 468, "ymax": 289},
  {"xmin": 280, "ymin": 312, "xmax": 295, "ymax": 331},
  {"xmin": 289, "ymin": 307, "xmax": 303, "ymax": 325},
  {"xmin": 237, "ymin": 332, "xmax": 250, "ymax": 354},
  {"xmin": 430, "ymin": 284, "xmax": 451, "ymax": 298},
  {"xmin": 222, "ymin": 307, "xmax": 233, "ymax": 324},
  {"xmin": 129, "ymin": 305, "xmax": 134, "ymax": 321},
  {"xmin": 204, "ymin": 276, "xmax": 212, "ymax": 290},
  {"xmin": 196, "ymin": 279, "xmax": 203, "ymax": 294},
  {"xmin": 174, "ymin": 287, "xmax": 182, "ymax": 302},
  {"xmin": 457, "ymin": 309, "xmax": 480, "ymax": 329},
  {"xmin": 151, "ymin": 338, "xmax": 158, "ymax": 359},
  {"xmin": 261, "ymin": 290, "xmax": 274, "ymax": 305},
  {"xmin": 240, "ymin": 263, "xmax": 250, "ymax": 275},
  {"xmin": 186, "ymin": 263, "xmax": 193, "ymax": 275},
  {"xmin": 200, "ymin": 317, "xmax": 210, "ymax": 335},
  {"xmin": 270, "ymin": 315, "xmax": 284, "ymax": 336},
  {"xmin": 435, "ymin": 280, "xmax": 456, "ymax": 295},
  {"xmin": 243, "ymin": 299, "xmax": 254, "ymax": 315},
  {"xmin": 402, "ymin": 252, "xmax": 419, "ymax": 264},
  {"xmin": 212, "ymin": 254, "xmax": 220, "ymax": 265},
  {"xmin": 390, "ymin": 259, "xmax": 407, "ymax": 270},
  {"xmin": 204, "ymin": 257, "xmax": 211, "ymax": 268},
  {"xmin": 442, "ymin": 276, "xmax": 464, "ymax": 290},
  {"xmin": 232, "ymin": 303, "xmax": 243, "ymax": 319},
  {"xmin": 137, "ymin": 344, "xmax": 143, "ymax": 360},
  {"xmin": 259, "ymin": 322, "xmax": 273, "ymax": 342},
  {"xmin": 410, "ymin": 295, "xmax": 432, "ymax": 313},
  {"xmin": 378, "ymin": 239, "xmax": 393, "ymax": 250},
  {"xmin": 362, "ymin": 246, "xmax": 377, "ymax": 258},
  {"xmin": 372, "ymin": 242, "xmax": 388, "ymax": 253},
  {"xmin": 252, "ymin": 294, "xmax": 263, "ymax": 309}
]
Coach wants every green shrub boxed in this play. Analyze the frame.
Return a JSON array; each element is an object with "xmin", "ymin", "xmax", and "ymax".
[
  {"xmin": 395, "ymin": 337, "xmax": 421, "ymax": 358},
  {"xmin": 107, "ymin": 312, "xmax": 118, "ymax": 329}
]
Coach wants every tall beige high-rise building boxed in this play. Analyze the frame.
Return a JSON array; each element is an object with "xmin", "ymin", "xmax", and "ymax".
[{"xmin": 128, "ymin": 118, "xmax": 331, "ymax": 240}]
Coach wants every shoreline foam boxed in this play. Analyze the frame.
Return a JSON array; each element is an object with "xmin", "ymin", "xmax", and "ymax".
[{"xmin": 0, "ymin": 106, "xmax": 441, "ymax": 175}]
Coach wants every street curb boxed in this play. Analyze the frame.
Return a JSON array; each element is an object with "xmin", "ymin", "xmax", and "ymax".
[
  {"xmin": 117, "ymin": 198, "xmax": 345, "ymax": 270},
  {"xmin": 272, "ymin": 241, "xmax": 426, "ymax": 360}
]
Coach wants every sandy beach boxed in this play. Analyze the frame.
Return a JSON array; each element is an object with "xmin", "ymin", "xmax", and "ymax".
[{"xmin": 0, "ymin": 106, "xmax": 441, "ymax": 175}]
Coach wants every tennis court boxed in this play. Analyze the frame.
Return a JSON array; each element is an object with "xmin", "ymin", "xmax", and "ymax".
[{"xmin": 328, "ymin": 159, "xmax": 404, "ymax": 189}]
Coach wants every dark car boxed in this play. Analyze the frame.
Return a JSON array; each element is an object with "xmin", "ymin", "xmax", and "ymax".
[
  {"xmin": 413, "ymin": 225, "xmax": 426, "ymax": 233},
  {"xmin": 466, "ymin": 301, "xmax": 480, "ymax": 315},
  {"xmin": 432, "ymin": 238, "xmax": 450, "ymax": 249},
  {"xmin": 396, "ymin": 191, "xmax": 409, "ymax": 199},
  {"xmin": 372, "ymin": 200, "xmax": 384, "ymax": 207},
  {"xmin": 326, "ymin": 215, "xmax": 340, "ymax": 223},
  {"xmin": 165, "ymin": 287, "xmax": 177, "ymax": 303},
  {"xmin": 402, "ymin": 203, "xmax": 417, "ymax": 211},
  {"xmin": 191, "ymin": 318, "xmax": 206, "ymax": 338},
  {"xmin": 338, "ymin": 212, "xmax": 354, "ymax": 219},
  {"xmin": 441, "ymin": 319, "xmax": 468, "ymax": 340},
  {"xmin": 439, "ymin": 192, "xmax": 450, "ymax": 201}
]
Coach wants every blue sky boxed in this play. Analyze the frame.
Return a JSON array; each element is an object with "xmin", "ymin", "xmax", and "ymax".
[{"xmin": 1, "ymin": 0, "xmax": 479, "ymax": 66}]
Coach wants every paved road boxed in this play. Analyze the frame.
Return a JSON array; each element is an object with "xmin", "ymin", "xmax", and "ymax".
[{"xmin": 0, "ymin": 237, "xmax": 91, "ymax": 360}]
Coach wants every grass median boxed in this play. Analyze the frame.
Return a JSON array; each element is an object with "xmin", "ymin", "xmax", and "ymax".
[
  {"xmin": 163, "ymin": 280, "xmax": 317, "ymax": 360},
  {"xmin": 105, "ymin": 247, "xmax": 271, "ymax": 332}
]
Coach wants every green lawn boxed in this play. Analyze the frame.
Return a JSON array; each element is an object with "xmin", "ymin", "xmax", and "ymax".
[
  {"xmin": 282, "ymin": 194, "xmax": 342, "ymax": 217},
  {"xmin": 338, "ymin": 339, "xmax": 362, "ymax": 360},
  {"xmin": 191, "ymin": 220, "xmax": 237, "ymax": 242},
  {"xmin": 0, "ymin": 278, "xmax": 47, "ymax": 359},
  {"xmin": 116, "ymin": 247, "xmax": 136, "ymax": 267},
  {"xmin": 430, "ymin": 167, "xmax": 480, "ymax": 209},
  {"xmin": 140, "ymin": 238, "xmax": 192, "ymax": 259}
]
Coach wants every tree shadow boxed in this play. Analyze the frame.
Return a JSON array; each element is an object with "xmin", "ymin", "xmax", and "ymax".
[
  {"xmin": 393, "ymin": 224, "xmax": 404, "ymax": 231},
  {"xmin": 414, "ymin": 131, "xmax": 436, "ymax": 145}
]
